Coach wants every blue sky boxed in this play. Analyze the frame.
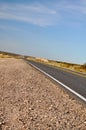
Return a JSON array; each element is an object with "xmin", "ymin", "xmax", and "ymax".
[{"xmin": 0, "ymin": 0, "xmax": 86, "ymax": 64}]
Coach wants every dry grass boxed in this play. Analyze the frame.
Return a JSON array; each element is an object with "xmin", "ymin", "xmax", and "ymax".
[
  {"xmin": 0, "ymin": 54, "xmax": 13, "ymax": 58},
  {"xmin": 27, "ymin": 57, "xmax": 86, "ymax": 73},
  {"xmin": 1, "ymin": 51, "xmax": 85, "ymax": 73},
  {"xmin": 0, "ymin": 52, "xmax": 23, "ymax": 59}
]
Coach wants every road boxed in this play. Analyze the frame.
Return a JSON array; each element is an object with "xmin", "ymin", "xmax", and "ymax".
[{"xmin": 28, "ymin": 60, "xmax": 86, "ymax": 102}]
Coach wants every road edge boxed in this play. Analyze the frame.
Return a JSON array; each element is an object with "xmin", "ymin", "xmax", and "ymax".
[{"xmin": 28, "ymin": 62, "xmax": 86, "ymax": 103}]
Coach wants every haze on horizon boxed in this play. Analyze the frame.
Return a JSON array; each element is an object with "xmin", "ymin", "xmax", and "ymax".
[{"xmin": 0, "ymin": 0, "xmax": 86, "ymax": 64}]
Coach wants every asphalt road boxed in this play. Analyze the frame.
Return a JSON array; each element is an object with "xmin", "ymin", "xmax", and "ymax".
[{"xmin": 28, "ymin": 60, "xmax": 86, "ymax": 102}]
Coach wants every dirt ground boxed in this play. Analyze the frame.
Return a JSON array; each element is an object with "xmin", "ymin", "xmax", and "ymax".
[{"xmin": 0, "ymin": 58, "xmax": 86, "ymax": 130}]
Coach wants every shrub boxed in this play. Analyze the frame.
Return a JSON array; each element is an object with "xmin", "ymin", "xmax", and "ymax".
[{"xmin": 80, "ymin": 63, "xmax": 86, "ymax": 70}]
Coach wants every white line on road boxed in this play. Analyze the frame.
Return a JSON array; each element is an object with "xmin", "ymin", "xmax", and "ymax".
[{"xmin": 29, "ymin": 62, "xmax": 86, "ymax": 103}]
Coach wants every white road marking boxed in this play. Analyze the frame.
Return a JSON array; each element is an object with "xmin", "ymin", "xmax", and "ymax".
[{"xmin": 29, "ymin": 62, "xmax": 86, "ymax": 103}]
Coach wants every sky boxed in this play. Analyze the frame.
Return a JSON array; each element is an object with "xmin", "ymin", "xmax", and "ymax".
[{"xmin": 0, "ymin": 0, "xmax": 86, "ymax": 64}]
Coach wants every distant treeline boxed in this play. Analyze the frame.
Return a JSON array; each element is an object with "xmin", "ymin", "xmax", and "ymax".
[
  {"xmin": 0, "ymin": 51, "xmax": 86, "ymax": 72},
  {"xmin": 0, "ymin": 51, "xmax": 36, "ymax": 59},
  {"xmin": 0, "ymin": 51, "xmax": 23, "ymax": 58},
  {"xmin": 48, "ymin": 60, "xmax": 86, "ymax": 71},
  {"xmin": 0, "ymin": 51, "xmax": 20, "ymax": 56},
  {"xmin": 48, "ymin": 59, "xmax": 79, "ymax": 66}
]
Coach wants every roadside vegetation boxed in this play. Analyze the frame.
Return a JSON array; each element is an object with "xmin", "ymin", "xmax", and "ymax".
[
  {"xmin": 79, "ymin": 63, "xmax": 86, "ymax": 71},
  {"xmin": 27, "ymin": 57, "xmax": 86, "ymax": 73},
  {"xmin": 0, "ymin": 51, "xmax": 23, "ymax": 59},
  {"xmin": 0, "ymin": 51, "xmax": 86, "ymax": 73}
]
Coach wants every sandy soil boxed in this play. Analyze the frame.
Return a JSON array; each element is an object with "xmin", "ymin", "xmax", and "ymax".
[{"xmin": 0, "ymin": 58, "xmax": 86, "ymax": 130}]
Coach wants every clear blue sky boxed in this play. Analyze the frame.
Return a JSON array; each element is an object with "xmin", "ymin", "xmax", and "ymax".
[{"xmin": 0, "ymin": 0, "xmax": 86, "ymax": 64}]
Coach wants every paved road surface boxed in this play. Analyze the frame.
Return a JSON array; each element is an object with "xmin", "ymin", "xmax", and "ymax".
[{"xmin": 28, "ymin": 60, "xmax": 86, "ymax": 102}]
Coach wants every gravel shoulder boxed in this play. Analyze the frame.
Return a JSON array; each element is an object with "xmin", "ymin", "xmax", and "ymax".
[{"xmin": 0, "ymin": 58, "xmax": 86, "ymax": 130}]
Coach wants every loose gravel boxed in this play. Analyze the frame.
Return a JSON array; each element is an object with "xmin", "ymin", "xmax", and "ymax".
[{"xmin": 0, "ymin": 58, "xmax": 86, "ymax": 130}]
